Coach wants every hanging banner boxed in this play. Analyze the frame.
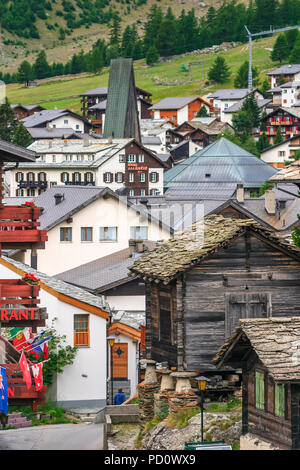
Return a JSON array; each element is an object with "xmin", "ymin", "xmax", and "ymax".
[{"xmin": 0, "ymin": 366, "xmax": 8, "ymax": 415}]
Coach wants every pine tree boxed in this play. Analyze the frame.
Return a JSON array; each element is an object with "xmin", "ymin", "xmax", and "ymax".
[
  {"xmin": 234, "ymin": 61, "xmax": 259, "ymax": 88},
  {"xmin": 257, "ymin": 132, "xmax": 269, "ymax": 153},
  {"xmin": 208, "ymin": 56, "xmax": 230, "ymax": 83},
  {"xmin": 17, "ymin": 60, "xmax": 33, "ymax": 86},
  {"xmin": 33, "ymin": 51, "xmax": 50, "ymax": 79},
  {"xmin": 274, "ymin": 126, "xmax": 284, "ymax": 144},
  {"xmin": 109, "ymin": 13, "xmax": 121, "ymax": 49},
  {"xmin": 146, "ymin": 45, "xmax": 159, "ymax": 66},
  {"xmin": 13, "ymin": 123, "xmax": 33, "ymax": 148},
  {"xmin": 197, "ymin": 105, "xmax": 209, "ymax": 117},
  {"xmin": 0, "ymin": 99, "xmax": 19, "ymax": 143},
  {"xmin": 289, "ymin": 36, "xmax": 300, "ymax": 64},
  {"xmin": 271, "ymin": 34, "xmax": 289, "ymax": 64}
]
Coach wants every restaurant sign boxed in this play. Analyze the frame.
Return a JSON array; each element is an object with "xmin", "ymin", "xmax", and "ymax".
[{"xmin": 0, "ymin": 308, "xmax": 37, "ymax": 321}]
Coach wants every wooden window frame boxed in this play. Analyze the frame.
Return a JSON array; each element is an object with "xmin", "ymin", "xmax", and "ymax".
[
  {"xmin": 274, "ymin": 383, "xmax": 286, "ymax": 419},
  {"xmin": 130, "ymin": 226, "xmax": 148, "ymax": 240},
  {"xmin": 255, "ymin": 370, "xmax": 266, "ymax": 411},
  {"xmin": 60, "ymin": 227, "xmax": 72, "ymax": 242},
  {"xmin": 128, "ymin": 154, "xmax": 136, "ymax": 163},
  {"xmin": 81, "ymin": 227, "xmax": 93, "ymax": 242},
  {"xmin": 74, "ymin": 314, "xmax": 90, "ymax": 347},
  {"xmin": 100, "ymin": 226, "xmax": 117, "ymax": 242}
]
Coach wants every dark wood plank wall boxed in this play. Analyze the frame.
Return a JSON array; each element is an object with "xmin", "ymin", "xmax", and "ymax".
[
  {"xmin": 245, "ymin": 366, "xmax": 293, "ymax": 449},
  {"xmin": 183, "ymin": 232, "xmax": 300, "ymax": 371}
]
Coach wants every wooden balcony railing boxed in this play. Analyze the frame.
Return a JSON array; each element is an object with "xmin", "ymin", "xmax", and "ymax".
[
  {"xmin": 0, "ymin": 279, "xmax": 47, "ymax": 327},
  {"xmin": 0, "ymin": 205, "xmax": 47, "ymax": 249}
]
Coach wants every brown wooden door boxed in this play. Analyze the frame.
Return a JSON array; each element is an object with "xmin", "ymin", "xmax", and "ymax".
[
  {"xmin": 225, "ymin": 293, "xmax": 270, "ymax": 338},
  {"xmin": 112, "ymin": 343, "xmax": 128, "ymax": 379}
]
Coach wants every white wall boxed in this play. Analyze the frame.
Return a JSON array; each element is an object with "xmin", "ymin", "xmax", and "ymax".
[
  {"xmin": 0, "ymin": 261, "xmax": 108, "ymax": 408},
  {"xmin": 177, "ymin": 106, "xmax": 189, "ymax": 125},
  {"xmin": 24, "ymin": 194, "xmax": 170, "ymax": 275},
  {"xmin": 50, "ymin": 115, "xmax": 84, "ymax": 133},
  {"xmin": 106, "ymin": 295, "xmax": 145, "ymax": 312}
]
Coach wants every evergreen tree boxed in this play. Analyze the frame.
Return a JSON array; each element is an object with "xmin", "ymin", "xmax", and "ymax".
[
  {"xmin": 257, "ymin": 132, "xmax": 269, "ymax": 153},
  {"xmin": 208, "ymin": 56, "xmax": 230, "ymax": 83},
  {"xmin": 0, "ymin": 98, "xmax": 19, "ymax": 143},
  {"xmin": 109, "ymin": 12, "xmax": 121, "ymax": 49},
  {"xmin": 33, "ymin": 50, "xmax": 50, "ymax": 79},
  {"xmin": 234, "ymin": 61, "xmax": 259, "ymax": 88},
  {"xmin": 232, "ymin": 93, "xmax": 261, "ymax": 138},
  {"xmin": 261, "ymin": 79, "xmax": 271, "ymax": 98},
  {"xmin": 146, "ymin": 45, "xmax": 159, "ymax": 66},
  {"xmin": 274, "ymin": 125, "xmax": 284, "ymax": 144},
  {"xmin": 143, "ymin": 5, "xmax": 163, "ymax": 54},
  {"xmin": 13, "ymin": 123, "xmax": 33, "ymax": 148},
  {"xmin": 17, "ymin": 60, "xmax": 33, "ymax": 86},
  {"xmin": 197, "ymin": 105, "xmax": 209, "ymax": 117},
  {"xmin": 289, "ymin": 36, "xmax": 300, "ymax": 63},
  {"xmin": 285, "ymin": 28, "xmax": 299, "ymax": 50},
  {"xmin": 271, "ymin": 34, "xmax": 289, "ymax": 64}
]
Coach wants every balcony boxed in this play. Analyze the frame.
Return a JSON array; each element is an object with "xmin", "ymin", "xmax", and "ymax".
[
  {"xmin": 0, "ymin": 279, "xmax": 47, "ymax": 327},
  {"xmin": 65, "ymin": 181, "xmax": 95, "ymax": 186},
  {"xmin": 19, "ymin": 181, "xmax": 48, "ymax": 189},
  {"xmin": 0, "ymin": 205, "xmax": 48, "ymax": 249}
]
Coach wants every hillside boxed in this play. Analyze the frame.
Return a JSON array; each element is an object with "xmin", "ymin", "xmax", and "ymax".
[
  {"xmin": 5, "ymin": 35, "xmax": 277, "ymax": 114},
  {"xmin": 0, "ymin": 0, "xmax": 224, "ymax": 74}
]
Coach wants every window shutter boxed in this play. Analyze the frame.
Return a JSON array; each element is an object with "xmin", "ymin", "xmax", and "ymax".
[
  {"xmin": 103, "ymin": 173, "xmax": 107, "ymax": 183},
  {"xmin": 122, "ymin": 172, "xmax": 125, "ymax": 183},
  {"xmin": 115, "ymin": 173, "xmax": 118, "ymax": 183}
]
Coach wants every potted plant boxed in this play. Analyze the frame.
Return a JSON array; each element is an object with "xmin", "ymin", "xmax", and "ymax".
[
  {"xmin": 22, "ymin": 273, "xmax": 40, "ymax": 285},
  {"xmin": 24, "ymin": 201, "xmax": 36, "ymax": 207}
]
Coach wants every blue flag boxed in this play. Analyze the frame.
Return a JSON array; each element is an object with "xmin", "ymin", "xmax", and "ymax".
[{"xmin": 0, "ymin": 367, "xmax": 8, "ymax": 415}]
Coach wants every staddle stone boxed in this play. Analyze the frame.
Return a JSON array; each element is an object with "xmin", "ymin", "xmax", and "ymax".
[
  {"xmin": 140, "ymin": 359, "xmax": 158, "ymax": 384},
  {"xmin": 171, "ymin": 371, "xmax": 197, "ymax": 393}
]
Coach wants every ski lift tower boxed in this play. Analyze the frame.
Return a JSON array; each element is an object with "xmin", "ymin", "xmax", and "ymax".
[{"xmin": 245, "ymin": 24, "xmax": 300, "ymax": 91}]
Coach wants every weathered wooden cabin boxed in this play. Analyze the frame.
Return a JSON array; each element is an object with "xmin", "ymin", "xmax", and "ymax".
[
  {"xmin": 130, "ymin": 215, "xmax": 300, "ymax": 374},
  {"xmin": 214, "ymin": 317, "xmax": 300, "ymax": 450}
]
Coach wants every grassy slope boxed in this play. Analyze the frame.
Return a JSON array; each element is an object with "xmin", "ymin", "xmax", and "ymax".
[
  {"xmin": 5, "ymin": 35, "xmax": 277, "ymax": 114},
  {"xmin": 0, "ymin": 0, "xmax": 246, "ymax": 74}
]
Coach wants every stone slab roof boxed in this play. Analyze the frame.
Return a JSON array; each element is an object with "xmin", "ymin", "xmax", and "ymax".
[
  {"xmin": 213, "ymin": 317, "xmax": 300, "ymax": 382},
  {"xmin": 269, "ymin": 161, "xmax": 300, "ymax": 184},
  {"xmin": 130, "ymin": 214, "xmax": 300, "ymax": 283}
]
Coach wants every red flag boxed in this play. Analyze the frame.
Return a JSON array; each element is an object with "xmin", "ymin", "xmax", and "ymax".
[
  {"xmin": 31, "ymin": 363, "xmax": 43, "ymax": 391},
  {"xmin": 42, "ymin": 341, "xmax": 49, "ymax": 360},
  {"xmin": 13, "ymin": 330, "xmax": 31, "ymax": 352},
  {"xmin": 19, "ymin": 351, "xmax": 32, "ymax": 390}
]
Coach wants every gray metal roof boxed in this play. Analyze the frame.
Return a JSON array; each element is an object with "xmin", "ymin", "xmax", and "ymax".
[
  {"xmin": 0, "ymin": 139, "xmax": 38, "ymax": 163},
  {"xmin": 22, "ymin": 109, "xmax": 87, "ymax": 128},
  {"xmin": 164, "ymin": 137, "xmax": 277, "ymax": 191},
  {"xmin": 56, "ymin": 243, "xmax": 155, "ymax": 292},
  {"xmin": 80, "ymin": 86, "xmax": 108, "ymax": 97},
  {"xmin": 27, "ymin": 128, "xmax": 77, "ymax": 139},
  {"xmin": 89, "ymin": 100, "xmax": 107, "ymax": 110},
  {"xmin": 224, "ymin": 99, "xmax": 272, "ymax": 113},
  {"xmin": 1, "ymin": 256, "xmax": 109, "ymax": 312},
  {"xmin": 150, "ymin": 96, "xmax": 199, "ymax": 110},
  {"xmin": 267, "ymin": 65, "xmax": 300, "ymax": 76},
  {"xmin": 208, "ymin": 88, "xmax": 250, "ymax": 100}
]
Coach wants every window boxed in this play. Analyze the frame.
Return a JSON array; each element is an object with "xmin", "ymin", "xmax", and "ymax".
[
  {"xmin": 52, "ymin": 155, "xmax": 56, "ymax": 163},
  {"xmin": 151, "ymin": 172, "xmax": 158, "ymax": 183},
  {"xmin": 28, "ymin": 172, "xmax": 34, "ymax": 182},
  {"xmin": 76, "ymin": 124, "xmax": 80, "ymax": 130},
  {"xmin": 138, "ymin": 154, "xmax": 144, "ymax": 163},
  {"xmin": 61, "ymin": 172, "xmax": 69, "ymax": 183},
  {"xmin": 255, "ymin": 371, "xmax": 265, "ymax": 410},
  {"xmin": 129, "ymin": 189, "xmax": 134, "ymax": 196},
  {"xmin": 279, "ymin": 151, "xmax": 285, "ymax": 156},
  {"xmin": 16, "ymin": 172, "xmax": 23, "ymax": 182},
  {"xmin": 74, "ymin": 314, "xmax": 89, "ymax": 347},
  {"xmin": 60, "ymin": 227, "xmax": 72, "ymax": 242},
  {"xmin": 39, "ymin": 172, "xmax": 46, "ymax": 182},
  {"xmin": 81, "ymin": 227, "xmax": 93, "ymax": 242},
  {"xmin": 119, "ymin": 154, "xmax": 125, "ymax": 163},
  {"xmin": 105, "ymin": 172, "xmax": 111, "ymax": 183},
  {"xmin": 140, "ymin": 189, "xmax": 146, "ymax": 196},
  {"xmin": 85, "ymin": 172, "xmax": 93, "ymax": 183},
  {"xmin": 64, "ymin": 119, "xmax": 69, "ymax": 124},
  {"xmin": 27, "ymin": 189, "xmax": 35, "ymax": 196},
  {"xmin": 172, "ymin": 116, "xmax": 176, "ymax": 120},
  {"xmin": 116, "ymin": 172, "xmax": 123, "ymax": 183},
  {"xmin": 275, "ymin": 384, "xmax": 286, "ymax": 418},
  {"xmin": 128, "ymin": 154, "xmax": 136, "ymax": 163},
  {"xmin": 73, "ymin": 172, "xmax": 81, "ymax": 183},
  {"xmin": 140, "ymin": 173, "xmax": 146, "ymax": 183},
  {"xmin": 100, "ymin": 227, "xmax": 117, "ymax": 241},
  {"xmin": 130, "ymin": 226, "xmax": 148, "ymax": 240},
  {"xmin": 16, "ymin": 189, "xmax": 24, "ymax": 196},
  {"xmin": 129, "ymin": 172, "xmax": 134, "ymax": 183}
]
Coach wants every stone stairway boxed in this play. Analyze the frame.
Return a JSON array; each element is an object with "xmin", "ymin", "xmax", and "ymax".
[{"xmin": 1, "ymin": 413, "xmax": 32, "ymax": 429}]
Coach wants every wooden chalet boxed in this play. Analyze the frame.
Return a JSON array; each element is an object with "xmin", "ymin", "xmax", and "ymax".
[
  {"xmin": 130, "ymin": 215, "xmax": 300, "ymax": 376},
  {"xmin": 0, "ymin": 139, "xmax": 48, "ymax": 410},
  {"xmin": 11, "ymin": 104, "xmax": 45, "ymax": 121},
  {"xmin": 260, "ymin": 107, "xmax": 300, "ymax": 145},
  {"xmin": 214, "ymin": 317, "xmax": 300, "ymax": 450}
]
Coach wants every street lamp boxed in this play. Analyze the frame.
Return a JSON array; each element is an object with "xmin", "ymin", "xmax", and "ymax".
[
  {"xmin": 195, "ymin": 376, "xmax": 209, "ymax": 442},
  {"xmin": 107, "ymin": 335, "xmax": 116, "ymax": 405}
]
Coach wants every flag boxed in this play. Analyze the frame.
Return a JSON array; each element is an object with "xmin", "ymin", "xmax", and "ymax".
[
  {"xmin": 31, "ymin": 363, "xmax": 43, "ymax": 392},
  {"xmin": 13, "ymin": 330, "xmax": 31, "ymax": 352},
  {"xmin": 42, "ymin": 341, "xmax": 49, "ymax": 360},
  {"xmin": 19, "ymin": 351, "xmax": 32, "ymax": 390},
  {"xmin": 0, "ymin": 367, "xmax": 8, "ymax": 415}
]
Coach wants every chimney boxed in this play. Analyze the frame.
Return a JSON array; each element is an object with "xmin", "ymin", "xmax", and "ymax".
[
  {"xmin": 236, "ymin": 183, "xmax": 244, "ymax": 204},
  {"xmin": 265, "ymin": 189, "xmax": 276, "ymax": 215},
  {"xmin": 83, "ymin": 138, "xmax": 89, "ymax": 147},
  {"xmin": 54, "ymin": 193, "xmax": 64, "ymax": 205},
  {"xmin": 129, "ymin": 239, "xmax": 145, "ymax": 257},
  {"xmin": 108, "ymin": 136, "xmax": 112, "ymax": 144}
]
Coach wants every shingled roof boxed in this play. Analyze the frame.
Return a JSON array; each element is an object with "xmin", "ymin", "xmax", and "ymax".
[
  {"xmin": 269, "ymin": 160, "xmax": 300, "ymax": 185},
  {"xmin": 130, "ymin": 214, "xmax": 300, "ymax": 283},
  {"xmin": 213, "ymin": 317, "xmax": 300, "ymax": 382}
]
